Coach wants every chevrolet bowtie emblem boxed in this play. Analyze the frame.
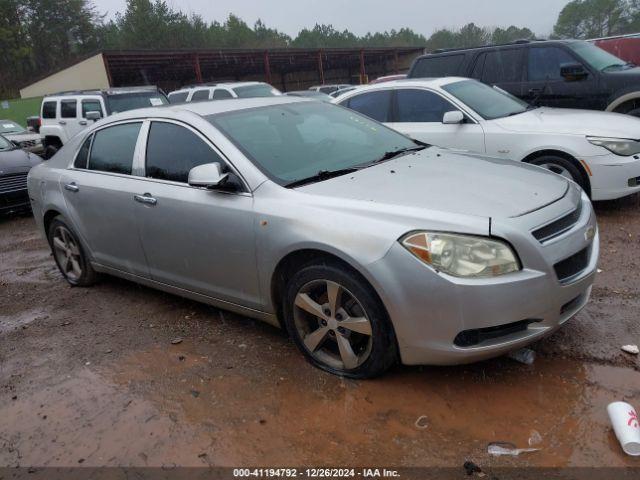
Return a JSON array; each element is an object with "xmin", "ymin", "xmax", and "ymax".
[{"xmin": 585, "ymin": 226, "xmax": 596, "ymax": 241}]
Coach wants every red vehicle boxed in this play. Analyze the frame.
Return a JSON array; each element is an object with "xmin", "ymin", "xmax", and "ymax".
[{"xmin": 593, "ymin": 34, "xmax": 640, "ymax": 66}]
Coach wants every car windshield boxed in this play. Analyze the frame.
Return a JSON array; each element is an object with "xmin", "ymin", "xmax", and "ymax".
[
  {"xmin": 0, "ymin": 135, "xmax": 14, "ymax": 151},
  {"xmin": 0, "ymin": 121, "xmax": 26, "ymax": 134},
  {"xmin": 106, "ymin": 92, "xmax": 168, "ymax": 113},
  {"xmin": 442, "ymin": 79, "xmax": 531, "ymax": 120},
  {"xmin": 208, "ymin": 102, "xmax": 417, "ymax": 185},
  {"xmin": 567, "ymin": 41, "xmax": 632, "ymax": 71},
  {"xmin": 232, "ymin": 84, "xmax": 280, "ymax": 98}
]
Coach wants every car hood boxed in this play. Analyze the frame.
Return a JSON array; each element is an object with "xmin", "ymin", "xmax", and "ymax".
[
  {"xmin": 493, "ymin": 107, "xmax": 640, "ymax": 138},
  {"xmin": 297, "ymin": 148, "xmax": 569, "ymax": 219},
  {"xmin": 0, "ymin": 148, "xmax": 42, "ymax": 174}
]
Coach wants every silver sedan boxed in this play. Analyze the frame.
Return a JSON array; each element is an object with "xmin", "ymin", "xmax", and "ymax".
[{"xmin": 27, "ymin": 97, "xmax": 599, "ymax": 378}]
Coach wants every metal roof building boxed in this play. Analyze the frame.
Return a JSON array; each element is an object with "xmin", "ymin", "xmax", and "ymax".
[{"xmin": 20, "ymin": 47, "xmax": 425, "ymax": 98}]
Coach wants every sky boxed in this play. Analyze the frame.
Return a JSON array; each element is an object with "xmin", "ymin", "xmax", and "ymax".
[{"xmin": 94, "ymin": 0, "xmax": 573, "ymax": 38}]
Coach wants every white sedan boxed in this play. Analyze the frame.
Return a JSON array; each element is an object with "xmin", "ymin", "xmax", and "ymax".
[{"xmin": 334, "ymin": 77, "xmax": 640, "ymax": 200}]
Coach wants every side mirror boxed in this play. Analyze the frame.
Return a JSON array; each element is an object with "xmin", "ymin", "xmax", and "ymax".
[
  {"xmin": 188, "ymin": 162, "xmax": 229, "ymax": 189},
  {"xmin": 560, "ymin": 63, "xmax": 588, "ymax": 81},
  {"xmin": 85, "ymin": 111, "xmax": 102, "ymax": 121},
  {"xmin": 443, "ymin": 110, "xmax": 464, "ymax": 124}
]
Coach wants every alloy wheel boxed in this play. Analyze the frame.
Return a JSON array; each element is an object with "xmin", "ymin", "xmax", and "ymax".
[
  {"xmin": 293, "ymin": 279, "xmax": 373, "ymax": 370},
  {"xmin": 52, "ymin": 225, "xmax": 83, "ymax": 282}
]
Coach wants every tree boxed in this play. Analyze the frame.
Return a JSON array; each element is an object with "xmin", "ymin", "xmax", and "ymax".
[
  {"xmin": 553, "ymin": 0, "xmax": 630, "ymax": 38},
  {"xmin": 492, "ymin": 26, "xmax": 535, "ymax": 44}
]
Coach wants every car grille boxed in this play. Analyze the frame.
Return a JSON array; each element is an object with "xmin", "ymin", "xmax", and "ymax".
[
  {"xmin": 19, "ymin": 140, "xmax": 38, "ymax": 148},
  {"xmin": 554, "ymin": 247, "xmax": 590, "ymax": 283},
  {"xmin": 532, "ymin": 202, "xmax": 582, "ymax": 243},
  {"xmin": 0, "ymin": 173, "xmax": 28, "ymax": 194}
]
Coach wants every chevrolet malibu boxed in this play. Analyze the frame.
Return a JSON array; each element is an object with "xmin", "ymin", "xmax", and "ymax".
[{"xmin": 27, "ymin": 97, "xmax": 599, "ymax": 378}]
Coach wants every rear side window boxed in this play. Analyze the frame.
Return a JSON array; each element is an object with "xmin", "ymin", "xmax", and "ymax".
[
  {"xmin": 74, "ymin": 135, "xmax": 93, "ymax": 169},
  {"xmin": 213, "ymin": 89, "xmax": 233, "ymax": 99},
  {"xmin": 528, "ymin": 47, "xmax": 578, "ymax": 81},
  {"xmin": 88, "ymin": 123, "xmax": 142, "ymax": 175},
  {"xmin": 61, "ymin": 100, "xmax": 77, "ymax": 118},
  {"xmin": 479, "ymin": 49, "xmax": 523, "ymax": 84},
  {"xmin": 42, "ymin": 101, "xmax": 57, "ymax": 119},
  {"xmin": 411, "ymin": 55, "xmax": 465, "ymax": 78},
  {"xmin": 168, "ymin": 91, "xmax": 189, "ymax": 104},
  {"xmin": 190, "ymin": 89, "xmax": 210, "ymax": 102},
  {"xmin": 145, "ymin": 122, "xmax": 224, "ymax": 183},
  {"xmin": 344, "ymin": 91, "xmax": 392, "ymax": 122},
  {"xmin": 82, "ymin": 100, "xmax": 103, "ymax": 118},
  {"xmin": 395, "ymin": 89, "xmax": 455, "ymax": 123}
]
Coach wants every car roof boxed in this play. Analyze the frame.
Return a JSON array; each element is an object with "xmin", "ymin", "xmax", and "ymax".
[
  {"xmin": 419, "ymin": 39, "xmax": 582, "ymax": 57},
  {"xmin": 335, "ymin": 77, "xmax": 469, "ymax": 96},
  {"xmin": 99, "ymin": 95, "xmax": 309, "ymax": 123},
  {"xmin": 44, "ymin": 86, "xmax": 161, "ymax": 98},
  {"xmin": 170, "ymin": 81, "xmax": 267, "ymax": 94}
]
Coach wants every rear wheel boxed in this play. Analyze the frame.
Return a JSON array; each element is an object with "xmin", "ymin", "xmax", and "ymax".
[
  {"xmin": 48, "ymin": 216, "xmax": 97, "ymax": 286},
  {"xmin": 530, "ymin": 155, "xmax": 588, "ymax": 192},
  {"xmin": 283, "ymin": 262, "xmax": 397, "ymax": 378}
]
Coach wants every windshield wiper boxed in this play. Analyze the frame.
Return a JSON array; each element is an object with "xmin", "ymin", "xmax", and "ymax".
[
  {"xmin": 285, "ymin": 168, "xmax": 360, "ymax": 188},
  {"xmin": 369, "ymin": 145, "xmax": 427, "ymax": 164}
]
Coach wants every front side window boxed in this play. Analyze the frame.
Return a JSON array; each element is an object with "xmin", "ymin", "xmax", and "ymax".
[
  {"xmin": 212, "ymin": 89, "xmax": 233, "ymax": 100},
  {"xmin": 74, "ymin": 135, "xmax": 92, "ymax": 169},
  {"xmin": 412, "ymin": 55, "xmax": 465, "ymax": 78},
  {"xmin": 209, "ymin": 102, "xmax": 416, "ymax": 185},
  {"xmin": 528, "ymin": 47, "xmax": 578, "ymax": 81},
  {"xmin": 395, "ymin": 89, "xmax": 455, "ymax": 122},
  {"xmin": 61, "ymin": 100, "xmax": 77, "ymax": 118},
  {"xmin": 443, "ymin": 79, "xmax": 529, "ymax": 120},
  {"xmin": 146, "ymin": 122, "xmax": 224, "ymax": 183},
  {"xmin": 344, "ymin": 90, "xmax": 392, "ymax": 122},
  {"xmin": 190, "ymin": 89, "xmax": 211, "ymax": 102},
  {"xmin": 168, "ymin": 91, "xmax": 189, "ymax": 104},
  {"xmin": 568, "ymin": 41, "xmax": 628, "ymax": 71},
  {"xmin": 88, "ymin": 122, "xmax": 142, "ymax": 175},
  {"xmin": 232, "ymin": 84, "xmax": 280, "ymax": 98},
  {"xmin": 481, "ymin": 49, "xmax": 523, "ymax": 84},
  {"xmin": 82, "ymin": 100, "xmax": 103, "ymax": 118},
  {"xmin": 42, "ymin": 101, "xmax": 57, "ymax": 119}
]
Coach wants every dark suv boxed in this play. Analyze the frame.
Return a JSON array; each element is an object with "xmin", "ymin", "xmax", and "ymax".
[{"xmin": 408, "ymin": 39, "xmax": 640, "ymax": 116}]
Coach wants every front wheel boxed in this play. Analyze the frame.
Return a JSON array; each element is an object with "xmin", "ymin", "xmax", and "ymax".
[
  {"xmin": 48, "ymin": 216, "xmax": 97, "ymax": 286},
  {"xmin": 530, "ymin": 155, "xmax": 588, "ymax": 192},
  {"xmin": 283, "ymin": 262, "xmax": 397, "ymax": 378}
]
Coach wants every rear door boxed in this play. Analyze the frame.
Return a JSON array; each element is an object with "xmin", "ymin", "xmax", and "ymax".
[
  {"xmin": 60, "ymin": 121, "xmax": 149, "ymax": 276},
  {"xmin": 386, "ymin": 88, "xmax": 485, "ymax": 153},
  {"xmin": 471, "ymin": 48, "xmax": 525, "ymax": 98},
  {"xmin": 522, "ymin": 45, "xmax": 598, "ymax": 109},
  {"xmin": 134, "ymin": 120, "xmax": 261, "ymax": 309}
]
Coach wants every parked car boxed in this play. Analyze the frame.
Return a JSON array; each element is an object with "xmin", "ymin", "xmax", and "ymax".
[
  {"xmin": 335, "ymin": 77, "xmax": 640, "ymax": 200},
  {"xmin": 28, "ymin": 97, "xmax": 598, "ymax": 378},
  {"xmin": 284, "ymin": 90, "xmax": 332, "ymax": 101},
  {"xmin": 39, "ymin": 86, "xmax": 168, "ymax": 158},
  {"xmin": 0, "ymin": 119, "xmax": 44, "ymax": 154},
  {"xmin": 167, "ymin": 82, "xmax": 281, "ymax": 104},
  {"xmin": 370, "ymin": 74, "xmax": 407, "ymax": 84},
  {"xmin": 309, "ymin": 84, "xmax": 352, "ymax": 94},
  {"xmin": 408, "ymin": 39, "xmax": 640, "ymax": 117},
  {"xmin": 329, "ymin": 86, "xmax": 358, "ymax": 98},
  {"xmin": 0, "ymin": 134, "xmax": 42, "ymax": 214}
]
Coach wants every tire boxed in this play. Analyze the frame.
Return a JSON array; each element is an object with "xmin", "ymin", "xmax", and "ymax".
[
  {"xmin": 283, "ymin": 261, "xmax": 397, "ymax": 378},
  {"xmin": 47, "ymin": 216, "xmax": 97, "ymax": 287},
  {"xmin": 530, "ymin": 155, "xmax": 588, "ymax": 192}
]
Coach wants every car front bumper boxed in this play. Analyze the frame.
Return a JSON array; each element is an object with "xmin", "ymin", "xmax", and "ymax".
[
  {"xmin": 365, "ymin": 189, "xmax": 599, "ymax": 366},
  {"xmin": 583, "ymin": 153, "xmax": 640, "ymax": 200}
]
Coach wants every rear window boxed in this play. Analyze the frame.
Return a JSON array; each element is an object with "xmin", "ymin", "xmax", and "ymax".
[
  {"xmin": 168, "ymin": 91, "xmax": 189, "ymax": 104},
  {"xmin": 106, "ymin": 92, "xmax": 168, "ymax": 114},
  {"xmin": 190, "ymin": 89, "xmax": 210, "ymax": 102},
  {"xmin": 232, "ymin": 84, "xmax": 280, "ymax": 98},
  {"xmin": 411, "ymin": 54, "xmax": 465, "ymax": 78},
  {"xmin": 88, "ymin": 122, "xmax": 142, "ymax": 175},
  {"xmin": 42, "ymin": 101, "xmax": 57, "ymax": 119}
]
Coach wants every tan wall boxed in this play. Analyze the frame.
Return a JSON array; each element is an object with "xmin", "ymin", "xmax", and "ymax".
[{"xmin": 20, "ymin": 54, "xmax": 110, "ymax": 99}]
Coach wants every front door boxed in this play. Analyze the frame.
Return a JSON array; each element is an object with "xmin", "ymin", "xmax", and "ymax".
[
  {"xmin": 386, "ymin": 88, "xmax": 486, "ymax": 153},
  {"xmin": 134, "ymin": 120, "xmax": 261, "ymax": 309},
  {"xmin": 60, "ymin": 121, "xmax": 149, "ymax": 276}
]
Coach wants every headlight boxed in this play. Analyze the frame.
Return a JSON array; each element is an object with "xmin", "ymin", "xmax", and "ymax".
[
  {"xmin": 587, "ymin": 136, "xmax": 640, "ymax": 156},
  {"xmin": 400, "ymin": 232, "xmax": 520, "ymax": 278}
]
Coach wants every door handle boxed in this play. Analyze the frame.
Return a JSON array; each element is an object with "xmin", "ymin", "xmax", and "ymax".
[
  {"xmin": 64, "ymin": 182, "xmax": 79, "ymax": 192},
  {"xmin": 134, "ymin": 193, "xmax": 157, "ymax": 205},
  {"xmin": 79, "ymin": 120, "xmax": 87, "ymax": 126},
  {"xmin": 58, "ymin": 120, "xmax": 66, "ymax": 125}
]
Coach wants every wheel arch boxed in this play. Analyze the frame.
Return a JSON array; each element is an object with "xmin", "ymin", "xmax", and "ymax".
[
  {"xmin": 521, "ymin": 149, "xmax": 591, "ymax": 197},
  {"xmin": 43, "ymin": 208, "xmax": 63, "ymax": 244}
]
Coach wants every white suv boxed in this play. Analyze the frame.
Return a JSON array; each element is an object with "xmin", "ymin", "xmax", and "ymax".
[
  {"xmin": 167, "ymin": 82, "xmax": 280, "ymax": 103},
  {"xmin": 39, "ymin": 86, "xmax": 168, "ymax": 158}
]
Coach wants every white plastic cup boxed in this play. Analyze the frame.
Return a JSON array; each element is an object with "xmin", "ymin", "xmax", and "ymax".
[{"xmin": 607, "ymin": 401, "xmax": 640, "ymax": 456}]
